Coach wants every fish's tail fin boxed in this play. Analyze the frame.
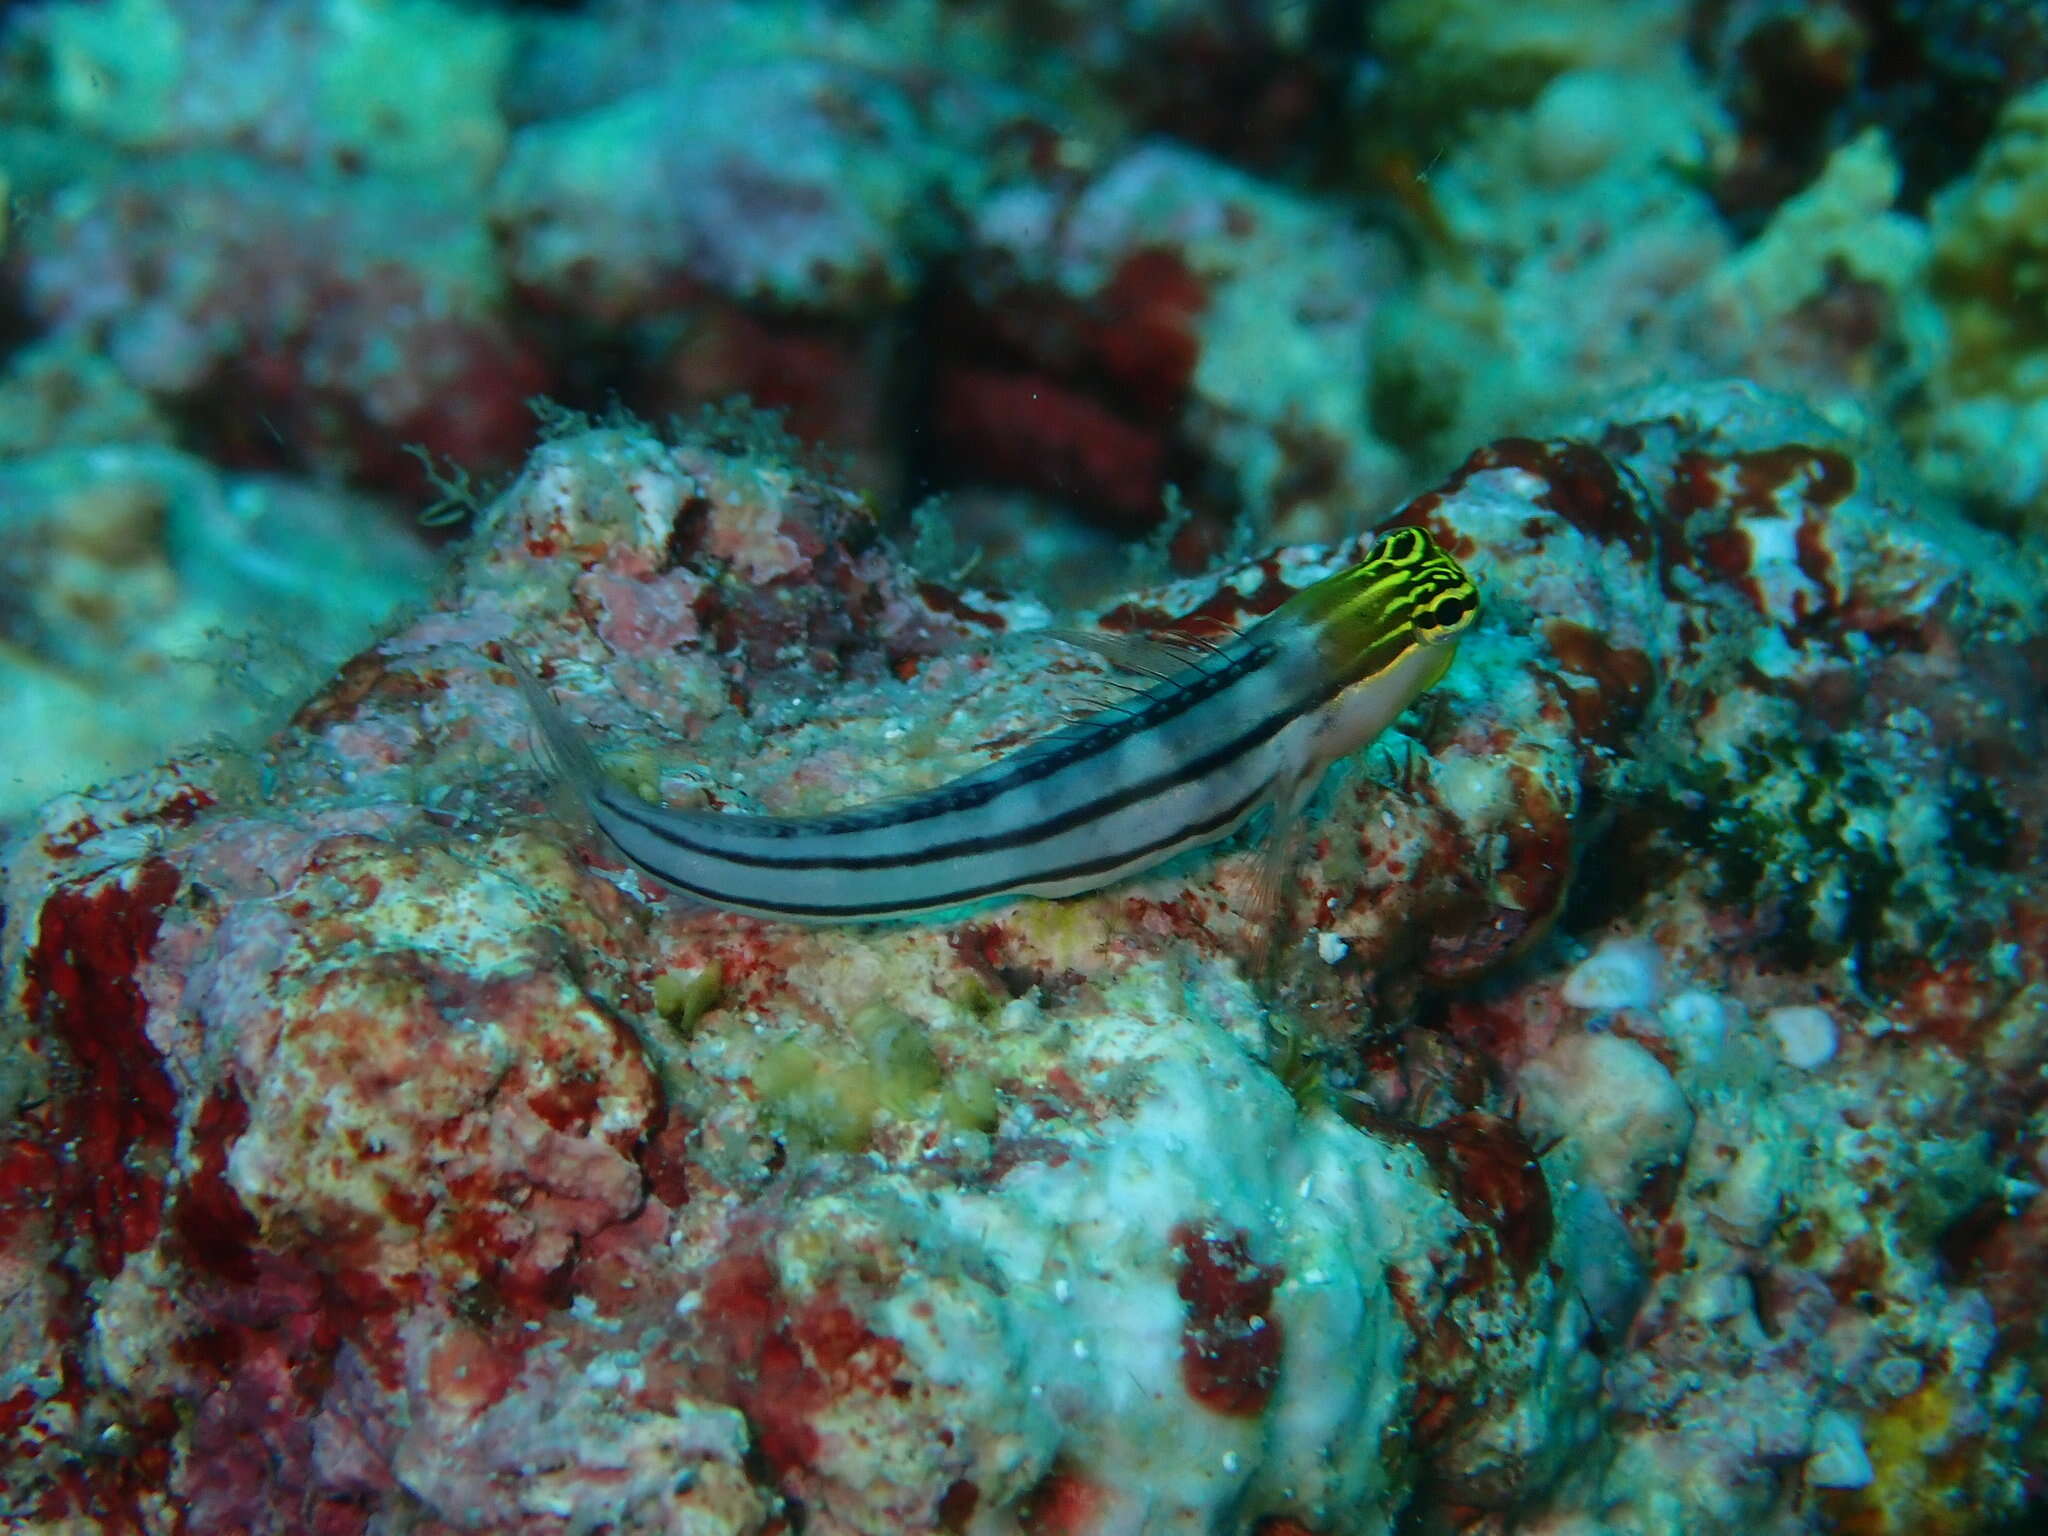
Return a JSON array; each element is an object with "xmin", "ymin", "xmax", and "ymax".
[
  {"xmin": 499, "ymin": 649, "xmax": 714, "ymax": 913},
  {"xmin": 502, "ymin": 650, "xmax": 609, "ymax": 824}
]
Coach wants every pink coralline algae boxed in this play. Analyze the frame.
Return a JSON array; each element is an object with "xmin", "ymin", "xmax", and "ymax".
[{"xmin": 2, "ymin": 386, "xmax": 2046, "ymax": 1534}]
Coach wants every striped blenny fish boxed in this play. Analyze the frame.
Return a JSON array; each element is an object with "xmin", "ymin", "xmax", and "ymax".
[{"xmin": 518, "ymin": 525, "xmax": 1478, "ymax": 921}]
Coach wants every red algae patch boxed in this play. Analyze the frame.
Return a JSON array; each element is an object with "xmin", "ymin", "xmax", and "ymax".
[
  {"xmin": 22, "ymin": 857, "xmax": 182, "ymax": 1278},
  {"xmin": 1173, "ymin": 1221, "xmax": 1287, "ymax": 1416}
]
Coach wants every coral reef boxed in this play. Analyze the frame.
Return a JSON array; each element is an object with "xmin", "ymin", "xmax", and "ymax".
[
  {"xmin": 1695, "ymin": 0, "xmax": 2048, "ymax": 213},
  {"xmin": 2, "ymin": 391, "xmax": 2042, "ymax": 1532},
  {"xmin": 2, "ymin": 0, "xmax": 534, "ymax": 494},
  {"xmin": 2, "ymin": 3, "xmax": 2048, "ymax": 1526},
  {"xmin": 941, "ymin": 140, "xmax": 1405, "ymax": 545},
  {"xmin": 4, "ymin": 0, "xmax": 2047, "ymax": 549},
  {"xmin": 0, "ymin": 438, "xmax": 433, "ymax": 819},
  {"xmin": 14, "ymin": 151, "xmax": 539, "ymax": 488},
  {"xmin": 1921, "ymin": 78, "xmax": 2048, "ymax": 529},
  {"xmin": 9, "ymin": 0, "xmax": 2048, "ymax": 796}
]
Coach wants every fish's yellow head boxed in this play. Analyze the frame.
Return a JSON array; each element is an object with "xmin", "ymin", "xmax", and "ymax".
[{"xmin": 1283, "ymin": 524, "xmax": 1479, "ymax": 686}]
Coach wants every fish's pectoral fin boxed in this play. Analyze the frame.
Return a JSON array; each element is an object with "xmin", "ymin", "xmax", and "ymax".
[{"xmin": 1243, "ymin": 769, "xmax": 1318, "ymax": 984}]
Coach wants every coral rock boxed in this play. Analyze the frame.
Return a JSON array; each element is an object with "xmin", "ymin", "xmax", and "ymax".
[{"xmin": 3, "ymin": 388, "xmax": 2044, "ymax": 1533}]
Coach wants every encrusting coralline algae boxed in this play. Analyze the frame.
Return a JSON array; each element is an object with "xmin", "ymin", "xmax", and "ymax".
[{"xmin": 2, "ymin": 382, "xmax": 2044, "ymax": 1533}]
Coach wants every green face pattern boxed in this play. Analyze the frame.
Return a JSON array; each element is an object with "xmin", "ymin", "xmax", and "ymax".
[{"xmin": 1289, "ymin": 524, "xmax": 1480, "ymax": 680}]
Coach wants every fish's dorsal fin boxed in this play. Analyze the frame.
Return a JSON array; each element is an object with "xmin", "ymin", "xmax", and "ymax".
[{"xmin": 1031, "ymin": 627, "xmax": 1225, "ymax": 681}]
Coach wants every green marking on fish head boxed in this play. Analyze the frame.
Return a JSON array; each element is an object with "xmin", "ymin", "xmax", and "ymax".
[{"xmin": 1291, "ymin": 524, "xmax": 1480, "ymax": 685}]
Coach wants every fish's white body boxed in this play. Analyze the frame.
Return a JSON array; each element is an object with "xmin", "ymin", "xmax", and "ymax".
[{"xmin": 518, "ymin": 526, "xmax": 1478, "ymax": 922}]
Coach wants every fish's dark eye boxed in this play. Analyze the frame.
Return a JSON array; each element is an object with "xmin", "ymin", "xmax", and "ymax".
[{"xmin": 1417, "ymin": 589, "xmax": 1476, "ymax": 637}]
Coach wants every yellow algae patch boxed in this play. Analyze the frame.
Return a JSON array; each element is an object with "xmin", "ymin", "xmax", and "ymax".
[
  {"xmin": 1009, "ymin": 894, "xmax": 1121, "ymax": 973},
  {"xmin": 940, "ymin": 1068, "xmax": 1000, "ymax": 1133},
  {"xmin": 1820, "ymin": 1377, "xmax": 1988, "ymax": 1536},
  {"xmin": 651, "ymin": 960, "xmax": 724, "ymax": 1035},
  {"xmin": 749, "ymin": 1002, "xmax": 979, "ymax": 1152}
]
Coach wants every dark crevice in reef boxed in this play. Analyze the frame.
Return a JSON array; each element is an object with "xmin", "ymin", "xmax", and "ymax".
[
  {"xmin": 889, "ymin": 264, "xmax": 950, "ymax": 525},
  {"xmin": 0, "ymin": 282, "xmax": 44, "ymax": 372},
  {"xmin": 1554, "ymin": 786, "xmax": 1687, "ymax": 944}
]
